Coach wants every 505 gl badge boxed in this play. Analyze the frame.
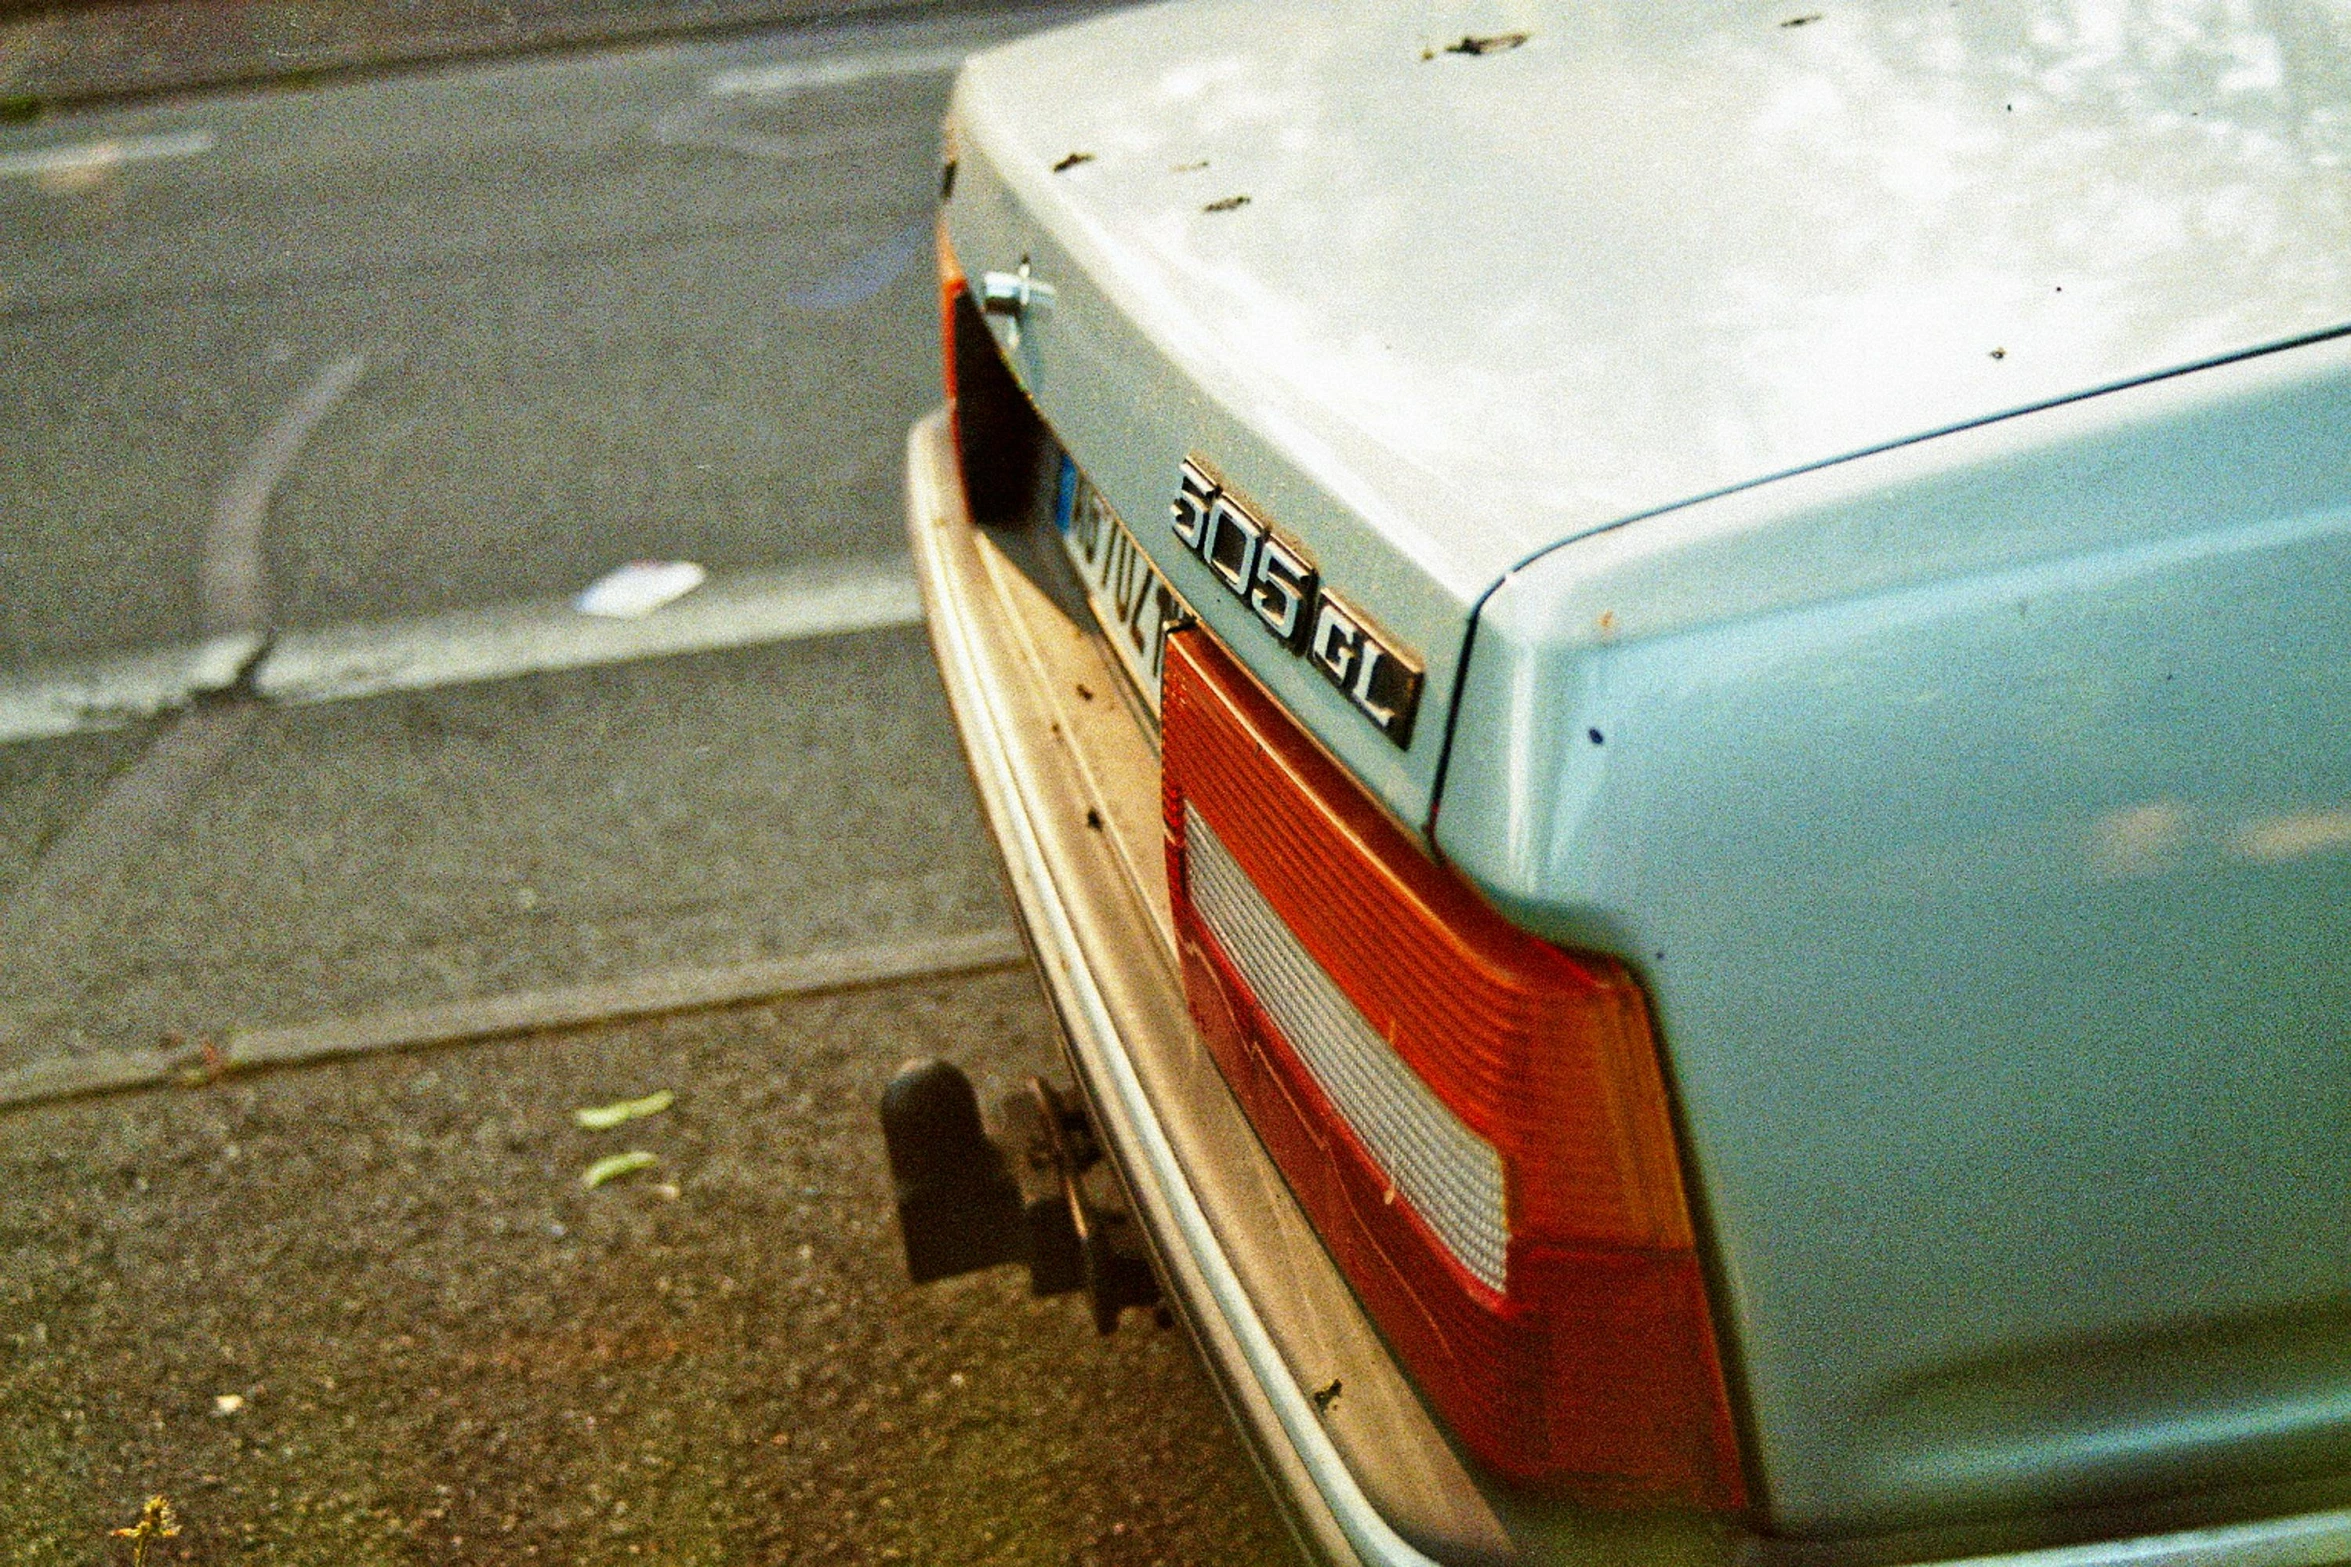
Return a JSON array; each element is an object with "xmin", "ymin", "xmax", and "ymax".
[{"xmin": 1170, "ymin": 458, "xmax": 1424, "ymax": 749}]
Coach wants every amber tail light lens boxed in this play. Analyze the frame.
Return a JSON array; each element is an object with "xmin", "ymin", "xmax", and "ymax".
[
  {"xmin": 1162, "ymin": 628, "xmax": 1746, "ymax": 1510},
  {"xmin": 938, "ymin": 215, "xmax": 966, "ymax": 441}
]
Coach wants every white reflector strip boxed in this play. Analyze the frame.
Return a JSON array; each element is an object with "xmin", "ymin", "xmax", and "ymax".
[{"xmin": 1186, "ymin": 804, "xmax": 1509, "ymax": 1292}]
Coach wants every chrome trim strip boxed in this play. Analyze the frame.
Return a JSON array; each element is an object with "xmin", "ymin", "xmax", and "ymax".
[{"xmin": 907, "ymin": 410, "xmax": 1439, "ymax": 1567}]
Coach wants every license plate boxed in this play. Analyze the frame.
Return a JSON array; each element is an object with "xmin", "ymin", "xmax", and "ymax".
[{"xmin": 1055, "ymin": 457, "xmax": 1186, "ymax": 714}]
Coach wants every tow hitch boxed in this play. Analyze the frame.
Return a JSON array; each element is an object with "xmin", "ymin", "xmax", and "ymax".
[{"xmin": 879, "ymin": 1059, "xmax": 1161, "ymax": 1333}]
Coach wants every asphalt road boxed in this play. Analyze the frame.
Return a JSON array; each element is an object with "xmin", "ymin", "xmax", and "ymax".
[
  {"xmin": 0, "ymin": 7, "xmax": 1298, "ymax": 1559},
  {"xmin": 0, "ymin": 977, "xmax": 1292, "ymax": 1564},
  {"xmin": 2, "ymin": 17, "xmax": 971, "ymax": 661},
  {"xmin": 0, "ymin": 8, "xmax": 1026, "ymax": 1057}
]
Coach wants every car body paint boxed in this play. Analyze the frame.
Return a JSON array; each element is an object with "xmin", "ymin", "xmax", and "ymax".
[
  {"xmin": 949, "ymin": 0, "xmax": 2351, "ymax": 829},
  {"xmin": 1437, "ymin": 337, "xmax": 2351, "ymax": 1529}
]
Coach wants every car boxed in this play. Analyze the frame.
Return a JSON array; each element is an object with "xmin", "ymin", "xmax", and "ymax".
[{"xmin": 886, "ymin": 2, "xmax": 2351, "ymax": 1563}]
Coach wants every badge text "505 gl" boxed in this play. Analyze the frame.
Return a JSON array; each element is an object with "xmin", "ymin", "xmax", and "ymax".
[{"xmin": 1170, "ymin": 458, "xmax": 1423, "ymax": 749}]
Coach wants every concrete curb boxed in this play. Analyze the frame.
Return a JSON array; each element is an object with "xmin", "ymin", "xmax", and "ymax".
[{"xmin": 0, "ymin": 926, "xmax": 1026, "ymax": 1112}]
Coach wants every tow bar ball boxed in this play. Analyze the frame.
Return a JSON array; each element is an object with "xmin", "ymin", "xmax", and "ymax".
[{"xmin": 879, "ymin": 1059, "xmax": 1161, "ymax": 1334}]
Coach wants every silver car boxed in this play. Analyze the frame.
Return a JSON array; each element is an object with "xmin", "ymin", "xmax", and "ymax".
[{"xmin": 896, "ymin": 2, "xmax": 2351, "ymax": 1563}]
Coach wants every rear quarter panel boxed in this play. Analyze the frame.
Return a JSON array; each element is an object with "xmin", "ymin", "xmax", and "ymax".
[{"xmin": 1435, "ymin": 339, "xmax": 2351, "ymax": 1533}]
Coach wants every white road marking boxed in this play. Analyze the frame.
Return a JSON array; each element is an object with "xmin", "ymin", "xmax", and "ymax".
[
  {"xmin": 0, "ymin": 634, "xmax": 261, "ymax": 744},
  {"xmin": 702, "ymin": 46, "xmax": 967, "ymax": 98},
  {"xmin": 0, "ymin": 560, "xmax": 926, "ymax": 745},
  {"xmin": 257, "ymin": 557, "xmax": 923, "ymax": 704},
  {"xmin": 0, "ymin": 127, "xmax": 214, "ymax": 179},
  {"xmin": 202, "ymin": 355, "xmax": 367, "ymax": 636}
]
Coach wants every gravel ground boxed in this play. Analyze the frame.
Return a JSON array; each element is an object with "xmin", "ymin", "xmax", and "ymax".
[{"xmin": 0, "ymin": 969, "xmax": 1295, "ymax": 1564}]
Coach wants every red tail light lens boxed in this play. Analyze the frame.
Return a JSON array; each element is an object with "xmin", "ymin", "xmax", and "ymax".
[{"xmin": 1162, "ymin": 628, "xmax": 1746, "ymax": 1510}]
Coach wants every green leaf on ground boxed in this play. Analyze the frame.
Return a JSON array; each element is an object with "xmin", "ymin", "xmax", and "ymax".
[
  {"xmin": 573, "ymin": 1089, "xmax": 674, "ymax": 1130},
  {"xmin": 581, "ymin": 1150, "xmax": 659, "ymax": 1189}
]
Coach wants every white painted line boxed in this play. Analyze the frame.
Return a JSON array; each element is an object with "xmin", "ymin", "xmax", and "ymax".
[
  {"xmin": 0, "ymin": 128, "xmax": 214, "ymax": 179},
  {"xmin": 0, "ymin": 560, "xmax": 925, "ymax": 747},
  {"xmin": 256, "ymin": 557, "xmax": 924, "ymax": 705},
  {"xmin": 0, "ymin": 349, "xmax": 357, "ymax": 1005},
  {"xmin": 202, "ymin": 355, "xmax": 367, "ymax": 637},
  {"xmin": 703, "ymin": 46, "xmax": 967, "ymax": 97},
  {"xmin": 0, "ymin": 634, "xmax": 262, "ymax": 745}
]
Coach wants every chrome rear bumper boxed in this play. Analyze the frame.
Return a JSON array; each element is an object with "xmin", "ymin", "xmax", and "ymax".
[{"xmin": 905, "ymin": 409, "xmax": 1518, "ymax": 1567}]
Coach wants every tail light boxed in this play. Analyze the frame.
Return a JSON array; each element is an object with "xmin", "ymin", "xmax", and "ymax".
[
  {"xmin": 938, "ymin": 214, "xmax": 966, "ymax": 444},
  {"xmin": 1162, "ymin": 628, "xmax": 1746, "ymax": 1510}
]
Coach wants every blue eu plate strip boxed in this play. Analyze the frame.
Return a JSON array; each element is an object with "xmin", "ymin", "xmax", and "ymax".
[{"xmin": 1054, "ymin": 453, "xmax": 1079, "ymax": 536}]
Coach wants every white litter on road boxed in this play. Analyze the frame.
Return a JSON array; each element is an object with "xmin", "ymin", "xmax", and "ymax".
[
  {"xmin": 0, "ymin": 128, "xmax": 215, "ymax": 179},
  {"xmin": 0, "ymin": 560, "xmax": 925, "ymax": 744},
  {"xmin": 574, "ymin": 559, "xmax": 708, "ymax": 619}
]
